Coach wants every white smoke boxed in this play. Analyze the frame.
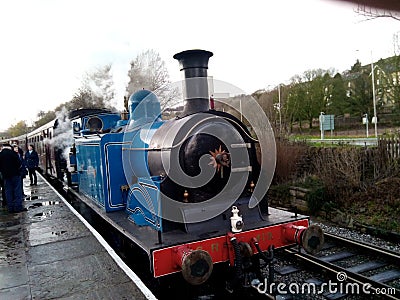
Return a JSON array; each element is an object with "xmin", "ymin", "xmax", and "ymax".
[{"xmin": 43, "ymin": 107, "xmax": 74, "ymax": 163}]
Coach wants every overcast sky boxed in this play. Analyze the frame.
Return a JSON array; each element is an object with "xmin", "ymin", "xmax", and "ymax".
[{"xmin": 0, "ymin": 0, "xmax": 399, "ymax": 131}]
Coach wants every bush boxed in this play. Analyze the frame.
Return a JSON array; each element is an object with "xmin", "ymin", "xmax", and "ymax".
[{"xmin": 273, "ymin": 138, "xmax": 309, "ymax": 183}]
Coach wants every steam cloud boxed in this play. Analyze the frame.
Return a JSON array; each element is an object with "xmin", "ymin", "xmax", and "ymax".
[{"xmin": 43, "ymin": 107, "xmax": 74, "ymax": 165}]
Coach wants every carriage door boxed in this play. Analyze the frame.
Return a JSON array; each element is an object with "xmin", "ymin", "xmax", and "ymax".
[{"xmin": 44, "ymin": 129, "xmax": 54, "ymax": 175}]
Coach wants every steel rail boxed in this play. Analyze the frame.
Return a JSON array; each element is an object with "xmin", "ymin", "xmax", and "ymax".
[
  {"xmin": 284, "ymin": 247, "xmax": 399, "ymax": 300},
  {"xmin": 323, "ymin": 232, "xmax": 400, "ymax": 264}
]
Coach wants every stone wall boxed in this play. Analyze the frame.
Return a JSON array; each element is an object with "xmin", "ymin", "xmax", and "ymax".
[{"xmin": 289, "ymin": 186, "xmax": 310, "ymax": 213}]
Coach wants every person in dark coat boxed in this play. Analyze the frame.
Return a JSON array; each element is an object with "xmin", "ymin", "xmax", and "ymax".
[
  {"xmin": 0, "ymin": 144, "xmax": 24, "ymax": 213},
  {"xmin": 25, "ymin": 144, "xmax": 39, "ymax": 186},
  {"xmin": 13, "ymin": 144, "xmax": 27, "ymax": 196},
  {"xmin": 0, "ymin": 171, "xmax": 6, "ymax": 207}
]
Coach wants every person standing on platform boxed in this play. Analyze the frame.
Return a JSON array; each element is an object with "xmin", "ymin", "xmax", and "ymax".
[
  {"xmin": 0, "ymin": 145, "xmax": 6, "ymax": 207},
  {"xmin": 0, "ymin": 144, "xmax": 24, "ymax": 213},
  {"xmin": 25, "ymin": 144, "xmax": 39, "ymax": 186},
  {"xmin": 13, "ymin": 144, "xmax": 27, "ymax": 196},
  {"xmin": 0, "ymin": 168, "xmax": 6, "ymax": 208}
]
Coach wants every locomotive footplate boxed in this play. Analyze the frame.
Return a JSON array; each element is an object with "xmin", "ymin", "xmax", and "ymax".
[
  {"xmin": 151, "ymin": 215, "xmax": 310, "ymax": 280},
  {"xmin": 68, "ymin": 188, "xmax": 322, "ymax": 286}
]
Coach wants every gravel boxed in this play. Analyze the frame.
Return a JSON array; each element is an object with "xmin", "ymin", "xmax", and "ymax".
[{"xmin": 311, "ymin": 220, "xmax": 400, "ymax": 253}]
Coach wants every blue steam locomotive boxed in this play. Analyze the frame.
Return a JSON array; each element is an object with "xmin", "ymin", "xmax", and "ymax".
[{"xmin": 6, "ymin": 50, "xmax": 324, "ymax": 288}]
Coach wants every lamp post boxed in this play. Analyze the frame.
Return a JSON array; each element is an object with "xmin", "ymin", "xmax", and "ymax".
[
  {"xmin": 363, "ymin": 113, "xmax": 369, "ymax": 138},
  {"xmin": 370, "ymin": 51, "xmax": 378, "ymax": 138},
  {"xmin": 356, "ymin": 49, "xmax": 378, "ymax": 138},
  {"xmin": 319, "ymin": 112, "xmax": 325, "ymax": 140},
  {"xmin": 278, "ymin": 84, "xmax": 282, "ymax": 136}
]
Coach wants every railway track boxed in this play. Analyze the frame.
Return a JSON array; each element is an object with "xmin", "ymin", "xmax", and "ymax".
[
  {"xmin": 50, "ymin": 178, "xmax": 266, "ymax": 300},
  {"xmin": 50, "ymin": 176, "xmax": 400, "ymax": 299},
  {"xmin": 262, "ymin": 232, "xmax": 400, "ymax": 299}
]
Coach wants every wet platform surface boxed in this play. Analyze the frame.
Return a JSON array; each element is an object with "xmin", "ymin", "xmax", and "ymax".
[{"xmin": 0, "ymin": 176, "xmax": 153, "ymax": 299}]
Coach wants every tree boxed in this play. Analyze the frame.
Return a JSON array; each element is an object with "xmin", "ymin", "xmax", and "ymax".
[
  {"xmin": 68, "ymin": 87, "xmax": 98, "ymax": 110},
  {"xmin": 374, "ymin": 57, "xmax": 400, "ymax": 114},
  {"xmin": 327, "ymin": 73, "xmax": 348, "ymax": 115},
  {"xmin": 65, "ymin": 64, "xmax": 116, "ymax": 112},
  {"xmin": 342, "ymin": 57, "xmax": 400, "ymax": 118},
  {"xmin": 347, "ymin": 67, "xmax": 372, "ymax": 117},
  {"xmin": 21, "ymin": 64, "xmax": 116, "ymax": 133},
  {"xmin": 285, "ymin": 69, "xmax": 333, "ymax": 130},
  {"xmin": 253, "ymin": 89, "xmax": 277, "ymax": 127},
  {"xmin": 6, "ymin": 121, "xmax": 28, "ymax": 137},
  {"xmin": 285, "ymin": 77, "xmax": 307, "ymax": 131},
  {"xmin": 84, "ymin": 64, "xmax": 115, "ymax": 108},
  {"xmin": 354, "ymin": 4, "xmax": 400, "ymax": 21},
  {"xmin": 303, "ymin": 70, "xmax": 331, "ymax": 128},
  {"xmin": 126, "ymin": 49, "xmax": 177, "ymax": 108},
  {"xmin": 253, "ymin": 84, "xmax": 291, "ymax": 136},
  {"xmin": 33, "ymin": 110, "xmax": 56, "ymax": 128}
]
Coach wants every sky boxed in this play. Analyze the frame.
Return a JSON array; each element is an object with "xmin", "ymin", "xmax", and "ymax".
[{"xmin": 0, "ymin": 0, "xmax": 399, "ymax": 132}]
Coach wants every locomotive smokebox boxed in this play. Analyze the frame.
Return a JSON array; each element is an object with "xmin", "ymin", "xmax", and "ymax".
[{"xmin": 173, "ymin": 49, "xmax": 213, "ymax": 116}]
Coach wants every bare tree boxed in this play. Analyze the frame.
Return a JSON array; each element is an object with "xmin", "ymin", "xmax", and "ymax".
[
  {"xmin": 126, "ymin": 49, "xmax": 178, "ymax": 108},
  {"xmin": 64, "ymin": 64, "xmax": 116, "ymax": 111},
  {"xmin": 83, "ymin": 64, "xmax": 115, "ymax": 109},
  {"xmin": 336, "ymin": 0, "xmax": 400, "ymax": 17},
  {"xmin": 394, "ymin": 32, "xmax": 400, "ymax": 55},
  {"xmin": 354, "ymin": 2, "xmax": 400, "ymax": 21}
]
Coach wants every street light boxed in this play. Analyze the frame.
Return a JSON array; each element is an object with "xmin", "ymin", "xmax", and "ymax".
[
  {"xmin": 278, "ymin": 84, "xmax": 282, "ymax": 136},
  {"xmin": 319, "ymin": 112, "xmax": 325, "ymax": 140},
  {"xmin": 270, "ymin": 84, "xmax": 283, "ymax": 136},
  {"xmin": 362, "ymin": 113, "xmax": 369, "ymax": 138},
  {"xmin": 356, "ymin": 49, "xmax": 378, "ymax": 138},
  {"xmin": 370, "ymin": 55, "xmax": 378, "ymax": 138}
]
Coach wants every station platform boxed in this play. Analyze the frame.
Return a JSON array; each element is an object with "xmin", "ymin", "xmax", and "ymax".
[{"xmin": 0, "ymin": 175, "xmax": 156, "ymax": 299}]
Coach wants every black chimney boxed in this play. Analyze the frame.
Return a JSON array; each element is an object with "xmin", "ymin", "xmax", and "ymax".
[{"xmin": 173, "ymin": 49, "xmax": 213, "ymax": 116}]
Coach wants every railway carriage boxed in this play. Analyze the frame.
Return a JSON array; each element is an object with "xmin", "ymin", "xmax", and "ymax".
[
  {"xmin": 2, "ymin": 121, "xmax": 58, "ymax": 176},
  {"xmin": 27, "ymin": 120, "xmax": 57, "ymax": 176}
]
